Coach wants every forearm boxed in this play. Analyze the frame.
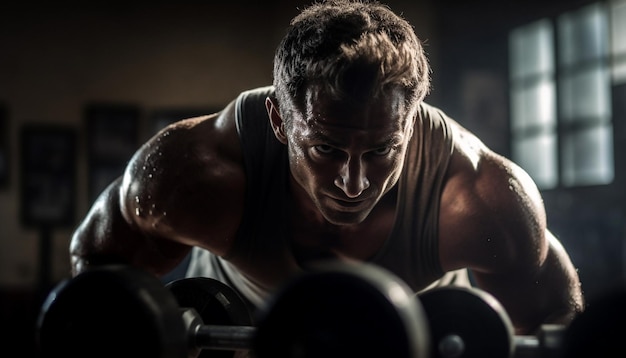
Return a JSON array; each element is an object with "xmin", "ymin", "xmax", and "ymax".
[
  {"xmin": 535, "ymin": 236, "xmax": 584, "ymax": 329},
  {"xmin": 69, "ymin": 188, "xmax": 192, "ymax": 278},
  {"xmin": 473, "ymin": 238, "xmax": 584, "ymax": 334},
  {"xmin": 70, "ymin": 228, "xmax": 190, "ymax": 278},
  {"xmin": 69, "ymin": 178, "xmax": 136, "ymax": 276},
  {"xmin": 70, "ymin": 248, "xmax": 130, "ymax": 276}
]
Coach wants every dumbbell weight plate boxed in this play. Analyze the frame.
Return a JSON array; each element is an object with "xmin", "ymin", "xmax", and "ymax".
[
  {"xmin": 254, "ymin": 262, "xmax": 431, "ymax": 358},
  {"xmin": 36, "ymin": 265, "xmax": 188, "ymax": 358},
  {"xmin": 418, "ymin": 286, "xmax": 515, "ymax": 358},
  {"xmin": 166, "ymin": 277, "xmax": 254, "ymax": 358}
]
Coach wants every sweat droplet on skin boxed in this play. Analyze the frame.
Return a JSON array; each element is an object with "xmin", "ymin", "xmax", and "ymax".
[{"xmin": 134, "ymin": 196, "xmax": 143, "ymax": 216}]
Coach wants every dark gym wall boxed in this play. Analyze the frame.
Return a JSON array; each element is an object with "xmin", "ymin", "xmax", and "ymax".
[{"xmin": 0, "ymin": 2, "xmax": 278, "ymax": 287}]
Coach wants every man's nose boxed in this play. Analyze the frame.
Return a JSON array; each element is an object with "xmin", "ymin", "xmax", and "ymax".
[{"xmin": 334, "ymin": 157, "xmax": 370, "ymax": 198}]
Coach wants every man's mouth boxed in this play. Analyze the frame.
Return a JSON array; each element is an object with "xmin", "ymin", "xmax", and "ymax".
[{"xmin": 326, "ymin": 196, "xmax": 370, "ymax": 211}]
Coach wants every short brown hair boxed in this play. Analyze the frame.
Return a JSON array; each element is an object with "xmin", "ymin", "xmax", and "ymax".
[{"xmin": 273, "ymin": 0, "xmax": 431, "ymax": 117}]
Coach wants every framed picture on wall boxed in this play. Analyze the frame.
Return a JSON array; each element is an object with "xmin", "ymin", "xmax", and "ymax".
[
  {"xmin": 0, "ymin": 105, "xmax": 8, "ymax": 189},
  {"xmin": 85, "ymin": 104, "xmax": 140, "ymax": 204},
  {"xmin": 20, "ymin": 125, "xmax": 77, "ymax": 228}
]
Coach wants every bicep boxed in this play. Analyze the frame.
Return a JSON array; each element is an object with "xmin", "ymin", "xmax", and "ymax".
[
  {"xmin": 70, "ymin": 148, "xmax": 212, "ymax": 277},
  {"xmin": 71, "ymin": 108, "xmax": 244, "ymax": 276},
  {"xmin": 119, "ymin": 113, "xmax": 245, "ymax": 255},
  {"xmin": 439, "ymin": 155, "xmax": 548, "ymax": 275}
]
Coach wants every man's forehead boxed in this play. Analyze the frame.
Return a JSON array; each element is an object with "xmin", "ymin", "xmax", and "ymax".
[
  {"xmin": 296, "ymin": 115, "xmax": 404, "ymax": 133},
  {"xmin": 299, "ymin": 87, "xmax": 412, "ymax": 131},
  {"xmin": 293, "ymin": 116, "xmax": 406, "ymax": 148}
]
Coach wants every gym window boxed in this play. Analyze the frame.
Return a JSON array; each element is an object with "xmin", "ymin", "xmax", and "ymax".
[{"xmin": 508, "ymin": 0, "xmax": 624, "ymax": 189}]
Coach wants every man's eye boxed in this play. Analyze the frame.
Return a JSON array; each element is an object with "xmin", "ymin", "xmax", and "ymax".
[
  {"xmin": 314, "ymin": 145, "xmax": 335, "ymax": 154},
  {"xmin": 373, "ymin": 147, "xmax": 392, "ymax": 155}
]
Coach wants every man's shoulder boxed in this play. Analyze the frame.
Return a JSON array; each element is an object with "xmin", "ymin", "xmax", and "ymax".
[{"xmin": 417, "ymin": 101, "xmax": 453, "ymax": 121}]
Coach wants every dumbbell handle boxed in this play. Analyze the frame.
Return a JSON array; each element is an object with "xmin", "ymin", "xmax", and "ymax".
[
  {"xmin": 513, "ymin": 327, "xmax": 564, "ymax": 358},
  {"xmin": 195, "ymin": 325, "xmax": 256, "ymax": 351},
  {"xmin": 437, "ymin": 324, "xmax": 565, "ymax": 358},
  {"xmin": 182, "ymin": 308, "xmax": 256, "ymax": 353},
  {"xmin": 184, "ymin": 307, "xmax": 565, "ymax": 357}
]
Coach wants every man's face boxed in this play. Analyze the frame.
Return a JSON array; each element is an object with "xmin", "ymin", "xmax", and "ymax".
[{"xmin": 285, "ymin": 86, "xmax": 415, "ymax": 226}]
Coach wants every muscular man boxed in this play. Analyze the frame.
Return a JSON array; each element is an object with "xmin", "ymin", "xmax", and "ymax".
[{"xmin": 70, "ymin": 0, "xmax": 583, "ymax": 335}]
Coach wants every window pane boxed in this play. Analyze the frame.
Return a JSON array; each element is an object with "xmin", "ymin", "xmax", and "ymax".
[
  {"xmin": 614, "ymin": 62, "xmax": 626, "ymax": 84},
  {"xmin": 559, "ymin": 65, "xmax": 611, "ymax": 121},
  {"xmin": 558, "ymin": 3, "xmax": 608, "ymax": 66},
  {"xmin": 511, "ymin": 80, "xmax": 556, "ymax": 132},
  {"xmin": 611, "ymin": 0, "xmax": 626, "ymax": 54},
  {"xmin": 512, "ymin": 134, "xmax": 558, "ymax": 189},
  {"xmin": 612, "ymin": 0, "xmax": 626, "ymax": 83},
  {"xmin": 562, "ymin": 124, "xmax": 614, "ymax": 186},
  {"xmin": 509, "ymin": 19, "xmax": 554, "ymax": 80}
]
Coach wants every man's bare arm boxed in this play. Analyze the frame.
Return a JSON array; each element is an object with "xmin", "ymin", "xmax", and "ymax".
[
  {"xmin": 439, "ymin": 145, "xmax": 583, "ymax": 334},
  {"xmin": 471, "ymin": 230, "xmax": 584, "ymax": 334},
  {"xmin": 474, "ymin": 160, "xmax": 583, "ymax": 334},
  {"xmin": 69, "ymin": 176, "xmax": 191, "ymax": 277},
  {"xmin": 70, "ymin": 103, "xmax": 245, "ymax": 277}
]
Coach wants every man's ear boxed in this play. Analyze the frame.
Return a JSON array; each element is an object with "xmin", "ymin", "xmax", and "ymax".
[{"xmin": 265, "ymin": 97, "xmax": 288, "ymax": 144}]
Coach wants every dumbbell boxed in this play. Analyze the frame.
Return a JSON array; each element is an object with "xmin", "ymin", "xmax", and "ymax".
[
  {"xmin": 418, "ymin": 286, "xmax": 567, "ymax": 358},
  {"xmin": 165, "ymin": 276, "xmax": 255, "ymax": 358},
  {"xmin": 36, "ymin": 262, "xmax": 432, "ymax": 358}
]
